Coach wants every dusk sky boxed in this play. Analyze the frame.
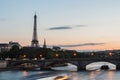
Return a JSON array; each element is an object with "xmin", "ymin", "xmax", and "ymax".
[{"xmin": 1, "ymin": 0, "xmax": 120, "ymax": 51}]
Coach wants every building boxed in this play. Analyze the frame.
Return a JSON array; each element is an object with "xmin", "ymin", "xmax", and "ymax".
[
  {"xmin": 0, "ymin": 43, "xmax": 10, "ymax": 53},
  {"xmin": 9, "ymin": 41, "xmax": 21, "ymax": 48},
  {"xmin": 0, "ymin": 41, "xmax": 20, "ymax": 53},
  {"xmin": 52, "ymin": 46, "xmax": 61, "ymax": 51}
]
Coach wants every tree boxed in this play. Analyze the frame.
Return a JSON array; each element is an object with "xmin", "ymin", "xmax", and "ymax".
[{"xmin": 9, "ymin": 45, "xmax": 20, "ymax": 58}]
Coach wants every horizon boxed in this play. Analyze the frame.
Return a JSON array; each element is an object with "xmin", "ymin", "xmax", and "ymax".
[{"xmin": 1, "ymin": 0, "xmax": 120, "ymax": 51}]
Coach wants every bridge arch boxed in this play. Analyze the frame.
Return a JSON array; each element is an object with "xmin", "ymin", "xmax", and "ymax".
[
  {"xmin": 86, "ymin": 61, "xmax": 116, "ymax": 70},
  {"xmin": 68, "ymin": 59, "xmax": 119, "ymax": 70}
]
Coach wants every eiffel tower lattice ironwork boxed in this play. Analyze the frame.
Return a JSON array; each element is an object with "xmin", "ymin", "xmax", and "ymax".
[{"xmin": 31, "ymin": 14, "xmax": 39, "ymax": 47}]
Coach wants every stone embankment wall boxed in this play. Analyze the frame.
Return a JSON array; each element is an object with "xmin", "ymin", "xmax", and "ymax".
[{"xmin": 0, "ymin": 61, "xmax": 7, "ymax": 68}]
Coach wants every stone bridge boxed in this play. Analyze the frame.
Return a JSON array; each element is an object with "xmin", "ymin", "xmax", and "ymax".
[{"xmin": 6, "ymin": 57, "xmax": 120, "ymax": 70}]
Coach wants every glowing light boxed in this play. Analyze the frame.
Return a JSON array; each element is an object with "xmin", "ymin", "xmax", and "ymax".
[
  {"xmin": 91, "ymin": 53, "xmax": 94, "ymax": 56},
  {"xmin": 89, "ymin": 71, "xmax": 95, "ymax": 79},
  {"xmin": 22, "ymin": 70, "xmax": 27, "ymax": 77},
  {"xmin": 73, "ymin": 53, "xmax": 77, "ymax": 56},
  {"xmin": 107, "ymin": 71, "xmax": 114, "ymax": 80},
  {"xmin": 109, "ymin": 52, "xmax": 112, "ymax": 56},
  {"xmin": 23, "ymin": 54, "xmax": 26, "ymax": 58},
  {"xmin": 54, "ymin": 75, "xmax": 69, "ymax": 80},
  {"xmin": 40, "ymin": 54, "xmax": 42, "ymax": 58},
  {"xmin": 55, "ymin": 54, "xmax": 59, "ymax": 57}
]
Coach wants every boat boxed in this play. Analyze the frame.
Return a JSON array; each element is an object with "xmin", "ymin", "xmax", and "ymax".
[
  {"xmin": 37, "ymin": 73, "xmax": 70, "ymax": 80},
  {"xmin": 54, "ymin": 75, "xmax": 69, "ymax": 80}
]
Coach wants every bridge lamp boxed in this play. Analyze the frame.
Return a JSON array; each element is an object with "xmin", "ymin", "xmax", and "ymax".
[
  {"xmin": 23, "ymin": 54, "xmax": 26, "ymax": 58},
  {"xmin": 55, "ymin": 53, "xmax": 59, "ymax": 58},
  {"xmin": 40, "ymin": 54, "xmax": 43, "ymax": 58},
  {"xmin": 73, "ymin": 53, "xmax": 77, "ymax": 57},
  {"xmin": 109, "ymin": 52, "xmax": 112, "ymax": 56},
  {"xmin": 91, "ymin": 53, "xmax": 94, "ymax": 56}
]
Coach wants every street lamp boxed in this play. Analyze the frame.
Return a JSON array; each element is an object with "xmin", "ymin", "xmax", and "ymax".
[
  {"xmin": 55, "ymin": 53, "xmax": 59, "ymax": 58},
  {"xmin": 73, "ymin": 53, "xmax": 77, "ymax": 57},
  {"xmin": 109, "ymin": 52, "xmax": 112, "ymax": 57},
  {"xmin": 91, "ymin": 53, "xmax": 94, "ymax": 57},
  {"xmin": 23, "ymin": 54, "xmax": 26, "ymax": 58},
  {"xmin": 40, "ymin": 54, "xmax": 43, "ymax": 58}
]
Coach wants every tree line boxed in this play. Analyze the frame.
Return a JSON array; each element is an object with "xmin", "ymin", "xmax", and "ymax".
[
  {"xmin": 0, "ymin": 45, "xmax": 78, "ymax": 60},
  {"xmin": 0, "ymin": 45, "xmax": 119, "ymax": 60}
]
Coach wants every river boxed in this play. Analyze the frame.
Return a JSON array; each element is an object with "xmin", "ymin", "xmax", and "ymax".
[
  {"xmin": 0, "ymin": 62, "xmax": 120, "ymax": 80},
  {"xmin": 0, "ymin": 70, "xmax": 120, "ymax": 80}
]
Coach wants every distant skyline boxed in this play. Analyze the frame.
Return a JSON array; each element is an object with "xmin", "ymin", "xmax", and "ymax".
[{"xmin": 1, "ymin": 0, "xmax": 120, "ymax": 51}]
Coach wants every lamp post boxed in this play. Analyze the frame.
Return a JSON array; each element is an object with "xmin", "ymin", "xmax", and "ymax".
[
  {"xmin": 55, "ymin": 53, "xmax": 59, "ymax": 58},
  {"xmin": 91, "ymin": 53, "xmax": 94, "ymax": 56},
  {"xmin": 73, "ymin": 53, "xmax": 77, "ymax": 57},
  {"xmin": 23, "ymin": 54, "xmax": 27, "ymax": 60},
  {"xmin": 109, "ymin": 52, "xmax": 112, "ymax": 57},
  {"xmin": 23, "ymin": 54, "xmax": 26, "ymax": 58},
  {"xmin": 40, "ymin": 54, "xmax": 43, "ymax": 58}
]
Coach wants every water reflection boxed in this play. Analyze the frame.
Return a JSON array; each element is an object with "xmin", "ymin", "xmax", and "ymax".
[
  {"xmin": 107, "ymin": 71, "xmax": 115, "ymax": 80},
  {"xmin": 0, "ymin": 70, "xmax": 119, "ymax": 80},
  {"xmin": 89, "ymin": 71, "xmax": 95, "ymax": 80},
  {"xmin": 70, "ymin": 72, "xmax": 79, "ymax": 80},
  {"xmin": 22, "ymin": 70, "xmax": 28, "ymax": 77},
  {"xmin": 20, "ymin": 70, "xmax": 116, "ymax": 80}
]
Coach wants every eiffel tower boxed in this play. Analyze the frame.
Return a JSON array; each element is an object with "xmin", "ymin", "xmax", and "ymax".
[
  {"xmin": 43, "ymin": 39, "xmax": 47, "ymax": 49},
  {"xmin": 31, "ymin": 14, "xmax": 39, "ymax": 47}
]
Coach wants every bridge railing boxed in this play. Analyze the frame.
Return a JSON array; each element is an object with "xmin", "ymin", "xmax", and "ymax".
[{"xmin": 4, "ymin": 57, "xmax": 120, "ymax": 62}]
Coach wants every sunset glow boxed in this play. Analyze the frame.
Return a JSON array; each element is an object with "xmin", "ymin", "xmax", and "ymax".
[{"xmin": 1, "ymin": 0, "xmax": 120, "ymax": 51}]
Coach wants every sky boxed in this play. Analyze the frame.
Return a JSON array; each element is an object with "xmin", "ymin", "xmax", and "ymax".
[{"xmin": 1, "ymin": 0, "xmax": 120, "ymax": 51}]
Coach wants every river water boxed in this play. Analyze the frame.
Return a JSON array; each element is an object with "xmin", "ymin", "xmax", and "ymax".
[
  {"xmin": 0, "ymin": 62, "xmax": 120, "ymax": 80},
  {"xmin": 0, "ymin": 70, "xmax": 120, "ymax": 80}
]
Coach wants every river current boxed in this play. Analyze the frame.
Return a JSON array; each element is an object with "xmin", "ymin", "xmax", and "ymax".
[
  {"xmin": 0, "ymin": 70, "xmax": 120, "ymax": 80},
  {"xmin": 0, "ymin": 62, "xmax": 120, "ymax": 80}
]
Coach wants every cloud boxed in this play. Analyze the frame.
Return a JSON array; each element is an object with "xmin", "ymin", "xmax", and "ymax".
[
  {"xmin": 74, "ymin": 25, "xmax": 86, "ymax": 27},
  {"xmin": 48, "ymin": 26, "xmax": 72, "ymax": 30},
  {"xmin": 47, "ymin": 25, "xmax": 86, "ymax": 30},
  {"xmin": 59, "ymin": 43, "xmax": 105, "ymax": 47}
]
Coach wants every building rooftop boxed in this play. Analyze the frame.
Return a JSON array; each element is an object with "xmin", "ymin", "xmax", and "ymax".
[{"xmin": 0, "ymin": 43, "xmax": 9, "ymax": 47}]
